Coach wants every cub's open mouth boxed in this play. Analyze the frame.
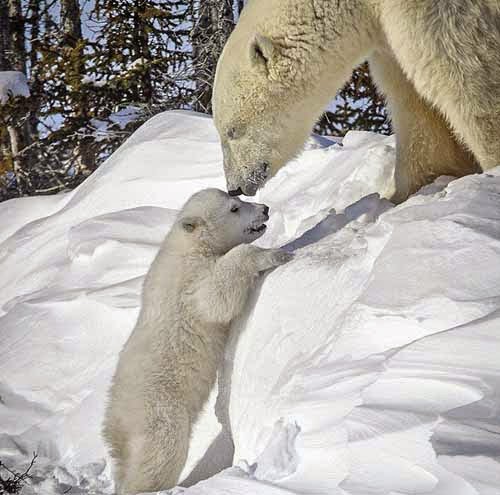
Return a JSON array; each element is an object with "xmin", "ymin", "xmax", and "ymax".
[{"xmin": 249, "ymin": 223, "xmax": 267, "ymax": 233}]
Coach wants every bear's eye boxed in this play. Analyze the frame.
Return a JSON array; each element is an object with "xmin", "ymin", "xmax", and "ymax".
[
  {"xmin": 227, "ymin": 127, "xmax": 237, "ymax": 140},
  {"xmin": 230, "ymin": 205, "xmax": 239, "ymax": 213}
]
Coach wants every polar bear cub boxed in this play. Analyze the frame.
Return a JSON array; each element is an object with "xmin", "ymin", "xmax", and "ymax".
[{"xmin": 102, "ymin": 188, "xmax": 292, "ymax": 494}]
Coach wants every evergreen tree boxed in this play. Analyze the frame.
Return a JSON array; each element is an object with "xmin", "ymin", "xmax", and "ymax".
[
  {"xmin": 90, "ymin": 0, "xmax": 193, "ymax": 107},
  {"xmin": 315, "ymin": 62, "xmax": 391, "ymax": 137}
]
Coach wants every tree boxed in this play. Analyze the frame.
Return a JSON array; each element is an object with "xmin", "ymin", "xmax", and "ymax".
[
  {"xmin": 61, "ymin": 0, "xmax": 96, "ymax": 173},
  {"xmin": 315, "ymin": 62, "xmax": 391, "ymax": 137},
  {"xmin": 191, "ymin": 0, "xmax": 235, "ymax": 113},
  {"xmin": 0, "ymin": 0, "xmax": 31, "ymax": 193},
  {"xmin": 7, "ymin": 0, "xmax": 26, "ymax": 72},
  {"xmin": 0, "ymin": 0, "xmax": 10, "ymax": 72},
  {"xmin": 90, "ymin": 0, "xmax": 193, "ymax": 107}
]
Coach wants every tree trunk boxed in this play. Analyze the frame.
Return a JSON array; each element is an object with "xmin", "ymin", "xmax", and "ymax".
[
  {"xmin": 0, "ymin": 0, "xmax": 30, "ymax": 189},
  {"xmin": 61, "ymin": 0, "xmax": 82, "ymax": 40},
  {"xmin": 7, "ymin": 121, "xmax": 24, "ymax": 191},
  {"xmin": 60, "ymin": 0, "xmax": 95, "ymax": 173},
  {"xmin": 26, "ymin": 0, "xmax": 40, "ymax": 142},
  {"xmin": 0, "ymin": 0, "xmax": 10, "ymax": 173},
  {"xmin": 0, "ymin": 0, "xmax": 11, "ymax": 71},
  {"xmin": 133, "ymin": 0, "xmax": 153, "ymax": 102},
  {"xmin": 191, "ymin": 0, "xmax": 234, "ymax": 113},
  {"xmin": 8, "ymin": 0, "xmax": 26, "ymax": 72}
]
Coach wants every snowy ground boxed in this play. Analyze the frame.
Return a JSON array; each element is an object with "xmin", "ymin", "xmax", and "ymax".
[{"xmin": 1, "ymin": 111, "xmax": 500, "ymax": 495}]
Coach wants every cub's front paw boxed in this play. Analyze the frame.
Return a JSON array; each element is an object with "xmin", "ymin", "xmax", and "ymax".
[{"xmin": 269, "ymin": 248, "xmax": 294, "ymax": 267}]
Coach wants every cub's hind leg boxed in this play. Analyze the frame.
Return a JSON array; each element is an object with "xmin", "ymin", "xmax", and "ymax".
[{"xmin": 117, "ymin": 410, "xmax": 190, "ymax": 495}]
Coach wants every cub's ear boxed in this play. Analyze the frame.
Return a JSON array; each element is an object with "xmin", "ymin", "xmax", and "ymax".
[
  {"xmin": 181, "ymin": 216, "xmax": 204, "ymax": 233},
  {"xmin": 249, "ymin": 33, "xmax": 276, "ymax": 67}
]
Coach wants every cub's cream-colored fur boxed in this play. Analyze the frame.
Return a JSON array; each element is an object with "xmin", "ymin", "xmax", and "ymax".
[
  {"xmin": 213, "ymin": 0, "xmax": 499, "ymax": 201},
  {"xmin": 102, "ymin": 188, "xmax": 291, "ymax": 494}
]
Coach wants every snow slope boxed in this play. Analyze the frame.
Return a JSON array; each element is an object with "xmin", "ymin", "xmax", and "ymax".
[{"xmin": 1, "ymin": 111, "xmax": 499, "ymax": 495}]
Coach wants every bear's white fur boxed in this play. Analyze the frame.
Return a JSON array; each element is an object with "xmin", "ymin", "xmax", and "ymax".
[
  {"xmin": 102, "ymin": 188, "xmax": 292, "ymax": 494},
  {"xmin": 213, "ymin": 0, "xmax": 500, "ymax": 202}
]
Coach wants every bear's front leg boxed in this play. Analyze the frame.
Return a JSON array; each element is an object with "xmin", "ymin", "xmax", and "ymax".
[
  {"xmin": 249, "ymin": 246, "xmax": 294, "ymax": 272},
  {"xmin": 195, "ymin": 245, "xmax": 293, "ymax": 325}
]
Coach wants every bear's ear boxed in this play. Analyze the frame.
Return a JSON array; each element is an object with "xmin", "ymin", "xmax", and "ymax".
[
  {"xmin": 181, "ymin": 216, "xmax": 204, "ymax": 233},
  {"xmin": 249, "ymin": 34, "xmax": 276, "ymax": 68}
]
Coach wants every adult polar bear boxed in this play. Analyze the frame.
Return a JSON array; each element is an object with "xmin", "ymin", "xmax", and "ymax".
[{"xmin": 212, "ymin": 0, "xmax": 500, "ymax": 202}]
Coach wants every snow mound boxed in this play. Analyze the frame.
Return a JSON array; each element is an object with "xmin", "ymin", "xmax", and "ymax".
[
  {"xmin": 0, "ymin": 71, "xmax": 30, "ymax": 103},
  {"xmin": 1, "ymin": 111, "xmax": 499, "ymax": 495}
]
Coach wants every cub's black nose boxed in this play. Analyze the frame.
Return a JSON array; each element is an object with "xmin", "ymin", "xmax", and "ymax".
[
  {"xmin": 228, "ymin": 187, "xmax": 243, "ymax": 196},
  {"xmin": 263, "ymin": 205, "xmax": 269, "ymax": 216}
]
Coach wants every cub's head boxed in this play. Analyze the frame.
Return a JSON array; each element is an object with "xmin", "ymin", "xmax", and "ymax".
[
  {"xmin": 212, "ymin": 3, "xmax": 330, "ymax": 196},
  {"xmin": 178, "ymin": 188, "xmax": 269, "ymax": 252}
]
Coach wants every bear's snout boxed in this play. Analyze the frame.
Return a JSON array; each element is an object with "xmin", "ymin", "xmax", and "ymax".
[{"xmin": 228, "ymin": 187, "xmax": 243, "ymax": 196}]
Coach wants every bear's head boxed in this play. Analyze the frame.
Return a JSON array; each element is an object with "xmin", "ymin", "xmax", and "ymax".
[
  {"xmin": 178, "ymin": 188, "xmax": 270, "ymax": 253},
  {"xmin": 213, "ymin": 30, "xmax": 317, "ymax": 197},
  {"xmin": 212, "ymin": 5, "xmax": 339, "ymax": 197},
  {"xmin": 212, "ymin": 1, "xmax": 370, "ymax": 196}
]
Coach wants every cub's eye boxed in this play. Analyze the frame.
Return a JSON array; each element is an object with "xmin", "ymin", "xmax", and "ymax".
[
  {"xmin": 230, "ymin": 205, "xmax": 239, "ymax": 213},
  {"xmin": 227, "ymin": 127, "xmax": 237, "ymax": 140}
]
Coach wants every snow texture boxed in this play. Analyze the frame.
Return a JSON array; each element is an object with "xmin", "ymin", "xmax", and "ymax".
[
  {"xmin": 1, "ymin": 111, "xmax": 500, "ymax": 495},
  {"xmin": 0, "ymin": 71, "xmax": 30, "ymax": 103}
]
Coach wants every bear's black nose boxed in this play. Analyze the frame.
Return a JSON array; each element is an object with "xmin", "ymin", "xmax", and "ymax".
[
  {"xmin": 263, "ymin": 205, "xmax": 269, "ymax": 216},
  {"xmin": 228, "ymin": 187, "xmax": 243, "ymax": 196}
]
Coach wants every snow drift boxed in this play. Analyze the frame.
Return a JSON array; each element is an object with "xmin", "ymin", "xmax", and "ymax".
[{"xmin": 1, "ymin": 111, "xmax": 499, "ymax": 495}]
